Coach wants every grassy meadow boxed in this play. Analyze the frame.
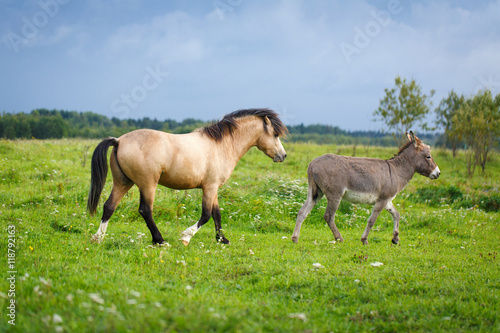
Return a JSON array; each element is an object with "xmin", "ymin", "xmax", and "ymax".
[{"xmin": 1, "ymin": 138, "xmax": 499, "ymax": 332}]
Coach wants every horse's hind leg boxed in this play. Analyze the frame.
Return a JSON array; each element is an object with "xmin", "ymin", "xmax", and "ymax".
[
  {"xmin": 292, "ymin": 179, "xmax": 323, "ymax": 243},
  {"xmin": 138, "ymin": 185, "xmax": 165, "ymax": 244},
  {"xmin": 92, "ymin": 181, "xmax": 133, "ymax": 243},
  {"xmin": 212, "ymin": 196, "xmax": 229, "ymax": 244},
  {"xmin": 324, "ymin": 194, "xmax": 344, "ymax": 242}
]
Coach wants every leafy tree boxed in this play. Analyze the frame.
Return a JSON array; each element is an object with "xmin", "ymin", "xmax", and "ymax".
[
  {"xmin": 449, "ymin": 89, "xmax": 500, "ymax": 176},
  {"xmin": 374, "ymin": 76, "xmax": 435, "ymax": 146},
  {"xmin": 435, "ymin": 90, "xmax": 465, "ymax": 157}
]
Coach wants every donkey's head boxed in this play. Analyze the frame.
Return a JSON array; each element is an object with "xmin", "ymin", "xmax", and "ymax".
[
  {"xmin": 407, "ymin": 131, "xmax": 440, "ymax": 179},
  {"xmin": 256, "ymin": 116, "xmax": 287, "ymax": 162}
]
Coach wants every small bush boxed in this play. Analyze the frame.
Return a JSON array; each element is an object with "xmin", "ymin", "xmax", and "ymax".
[
  {"xmin": 414, "ymin": 185, "xmax": 463, "ymax": 206},
  {"xmin": 478, "ymin": 193, "xmax": 500, "ymax": 212},
  {"xmin": 413, "ymin": 185, "xmax": 499, "ymax": 212}
]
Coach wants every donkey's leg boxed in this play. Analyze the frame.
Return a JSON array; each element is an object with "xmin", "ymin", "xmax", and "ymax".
[
  {"xmin": 291, "ymin": 188, "xmax": 323, "ymax": 243},
  {"xmin": 324, "ymin": 194, "xmax": 344, "ymax": 242},
  {"xmin": 92, "ymin": 182, "xmax": 133, "ymax": 243},
  {"xmin": 360, "ymin": 200, "xmax": 387, "ymax": 245},
  {"xmin": 138, "ymin": 186, "xmax": 165, "ymax": 244},
  {"xmin": 180, "ymin": 185, "xmax": 220, "ymax": 246},
  {"xmin": 385, "ymin": 201, "xmax": 401, "ymax": 244}
]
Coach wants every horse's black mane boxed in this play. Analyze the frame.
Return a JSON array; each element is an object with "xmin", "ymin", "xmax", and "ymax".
[{"xmin": 201, "ymin": 108, "xmax": 288, "ymax": 142}]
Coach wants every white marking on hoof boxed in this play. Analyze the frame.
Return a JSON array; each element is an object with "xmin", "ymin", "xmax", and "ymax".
[
  {"xmin": 91, "ymin": 221, "xmax": 108, "ymax": 244},
  {"xmin": 180, "ymin": 223, "xmax": 199, "ymax": 246}
]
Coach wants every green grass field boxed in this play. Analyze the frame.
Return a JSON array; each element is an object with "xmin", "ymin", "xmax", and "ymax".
[{"xmin": 1, "ymin": 139, "xmax": 499, "ymax": 332}]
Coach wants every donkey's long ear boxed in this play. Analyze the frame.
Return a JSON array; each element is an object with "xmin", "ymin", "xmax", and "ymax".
[
  {"xmin": 409, "ymin": 131, "xmax": 422, "ymax": 148},
  {"xmin": 406, "ymin": 131, "xmax": 412, "ymax": 142},
  {"xmin": 409, "ymin": 131, "xmax": 416, "ymax": 142}
]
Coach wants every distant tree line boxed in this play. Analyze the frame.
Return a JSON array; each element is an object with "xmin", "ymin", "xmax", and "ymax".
[
  {"xmin": 1, "ymin": 108, "xmax": 417, "ymax": 146},
  {"xmin": 0, "ymin": 109, "xmax": 208, "ymax": 140}
]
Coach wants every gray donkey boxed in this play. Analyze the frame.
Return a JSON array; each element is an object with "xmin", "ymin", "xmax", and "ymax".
[{"xmin": 292, "ymin": 132, "xmax": 440, "ymax": 245}]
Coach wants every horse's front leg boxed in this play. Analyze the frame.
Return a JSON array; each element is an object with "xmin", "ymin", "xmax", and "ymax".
[{"xmin": 180, "ymin": 185, "xmax": 224, "ymax": 246}]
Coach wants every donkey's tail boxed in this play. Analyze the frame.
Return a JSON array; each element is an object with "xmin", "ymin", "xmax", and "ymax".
[
  {"xmin": 87, "ymin": 137, "xmax": 119, "ymax": 216},
  {"xmin": 308, "ymin": 166, "xmax": 323, "ymax": 202}
]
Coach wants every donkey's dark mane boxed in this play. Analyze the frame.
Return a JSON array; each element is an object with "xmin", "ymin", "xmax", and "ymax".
[
  {"xmin": 201, "ymin": 108, "xmax": 288, "ymax": 142},
  {"xmin": 388, "ymin": 140, "xmax": 414, "ymax": 160}
]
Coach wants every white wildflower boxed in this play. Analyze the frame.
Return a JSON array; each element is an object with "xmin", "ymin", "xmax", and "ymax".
[
  {"xmin": 88, "ymin": 293, "xmax": 104, "ymax": 304},
  {"xmin": 53, "ymin": 314, "xmax": 63, "ymax": 324}
]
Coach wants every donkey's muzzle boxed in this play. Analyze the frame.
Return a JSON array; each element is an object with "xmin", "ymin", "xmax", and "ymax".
[{"xmin": 429, "ymin": 166, "xmax": 441, "ymax": 179}]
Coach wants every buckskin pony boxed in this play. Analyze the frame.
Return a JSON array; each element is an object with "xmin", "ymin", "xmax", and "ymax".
[{"xmin": 87, "ymin": 108, "xmax": 288, "ymax": 245}]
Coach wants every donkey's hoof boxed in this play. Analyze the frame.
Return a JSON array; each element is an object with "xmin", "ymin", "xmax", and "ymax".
[
  {"xmin": 291, "ymin": 236, "xmax": 299, "ymax": 243},
  {"xmin": 182, "ymin": 240, "xmax": 190, "ymax": 246},
  {"xmin": 391, "ymin": 238, "xmax": 399, "ymax": 245},
  {"xmin": 361, "ymin": 238, "xmax": 368, "ymax": 245},
  {"xmin": 336, "ymin": 237, "xmax": 344, "ymax": 243}
]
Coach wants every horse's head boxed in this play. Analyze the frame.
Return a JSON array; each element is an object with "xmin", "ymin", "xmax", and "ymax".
[
  {"xmin": 407, "ymin": 131, "xmax": 440, "ymax": 179},
  {"xmin": 256, "ymin": 116, "xmax": 287, "ymax": 162}
]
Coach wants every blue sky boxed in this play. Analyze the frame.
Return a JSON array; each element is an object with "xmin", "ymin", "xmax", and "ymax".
[{"xmin": 1, "ymin": 0, "xmax": 499, "ymax": 130}]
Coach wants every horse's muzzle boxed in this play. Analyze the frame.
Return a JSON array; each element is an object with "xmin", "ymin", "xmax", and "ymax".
[{"xmin": 273, "ymin": 153, "xmax": 287, "ymax": 162}]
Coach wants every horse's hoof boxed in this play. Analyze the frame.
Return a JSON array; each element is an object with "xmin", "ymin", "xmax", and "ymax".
[
  {"xmin": 217, "ymin": 236, "xmax": 230, "ymax": 244},
  {"xmin": 91, "ymin": 235, "xmax": 103, "ymax": 244},
  {"xmin": 153, "ymin": 238, "xmax": 165, "ymax": 245}
]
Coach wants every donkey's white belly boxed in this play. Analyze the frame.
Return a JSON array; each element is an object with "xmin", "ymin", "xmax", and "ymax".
[{"xmin": 343, "ymin": 190, "xmax": 378, "ymax": 205}]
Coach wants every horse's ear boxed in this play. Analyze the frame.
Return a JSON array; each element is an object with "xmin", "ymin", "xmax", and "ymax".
[{"xmin": 264, "ymin": 116, "xmax": 272, "ymax": 127}]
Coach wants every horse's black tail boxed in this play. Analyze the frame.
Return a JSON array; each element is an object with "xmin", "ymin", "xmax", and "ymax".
[{"xmin": 87, "ymin": 137, "xmax": 119, "ymax": 216}]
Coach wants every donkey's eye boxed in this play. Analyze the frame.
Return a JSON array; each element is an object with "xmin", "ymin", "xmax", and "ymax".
[{"xmin": 426, "ymin": 156, "xmax": 431, "ymax": 160}]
